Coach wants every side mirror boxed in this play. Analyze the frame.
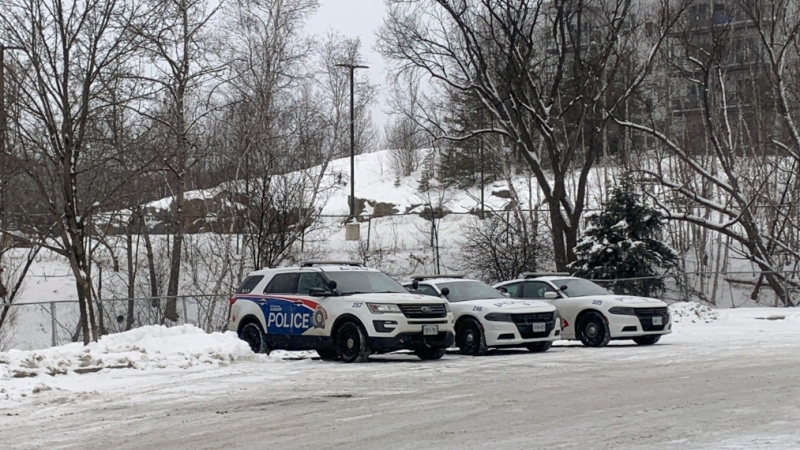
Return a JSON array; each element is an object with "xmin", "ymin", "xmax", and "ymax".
[
  {"xmin": 411, "ymin": 280, "xmax": 419, "ymax": 290},
  {"xmin": 497, "ymin": 286, "xmax": 508, "ymax": 294},
  {"xmin": 328, "ymin": 280, "xmax": 337, "ymax": 290},
  {"xmin": 559, "ymin": 285, "xmax": 568, "ymax": 291},
  {"xmin": 544, "ymin": 291, "xmax": 559, "ymax": 299},
  {"xmin": 440, "ymin": 287, "xmax": 450, "ymax": 296},
  {"xmin": 502, "ymin": 292, "xmax": 510, "ymax": 298}
]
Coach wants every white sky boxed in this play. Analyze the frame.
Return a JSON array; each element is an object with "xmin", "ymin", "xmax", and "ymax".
[{"xmin": 305, "ymin": 0, "xmax": 390, "ymax": 134}]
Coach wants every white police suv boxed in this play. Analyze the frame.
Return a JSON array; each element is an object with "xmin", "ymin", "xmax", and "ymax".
[
  {"xmin": 494, "ymin": 274, "xmax": 671, "ymax": 347},
  {"xmin": 228, "ymin": 261, "xmax": 455, "ymax": 362},
  {"xmin": 402, "ymin": 275, "xmax": 560, "ymax": 355}
]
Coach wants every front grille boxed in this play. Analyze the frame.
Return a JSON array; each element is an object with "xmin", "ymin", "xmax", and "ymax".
[
  {"xmin": 397, "ymin": 303, "xmax": 448, "ymax": 319},
  {"xmin": 511, "ymin": 312, "xmax": 556, "ymax": 339},
  {"xmin": 510, "ymin": 312, "xmax": 555, "ymax": 324},
  {"xmin": 634, "ymin": 307, "xmax": 669, "ymax": 331}
]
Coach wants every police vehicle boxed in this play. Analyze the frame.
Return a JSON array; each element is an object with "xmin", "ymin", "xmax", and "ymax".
[
  {"xmin": 402, "ymin": 275, "xmax": 560, "ymax": 355},
  {"xmin": 493, "ymin": 274, "xmax": 672, "ymax": 347},
  {"xmin": 228, "ymin": 261, "xmax": 455, "ymax": 362}
]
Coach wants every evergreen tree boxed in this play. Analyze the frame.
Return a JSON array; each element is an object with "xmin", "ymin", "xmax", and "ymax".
[{"xmin": 569, "ymin": 180, "xmax": 677, "ymax": 297}]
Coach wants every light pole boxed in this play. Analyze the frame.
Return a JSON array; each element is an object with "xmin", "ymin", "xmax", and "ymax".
[
  {"xmin": 0, "ymin": 44, "xmax": 23, "ymax": 234},
  {"xmin": 335, "ymin": 63, "xmax": 368, "ymax": 222}
]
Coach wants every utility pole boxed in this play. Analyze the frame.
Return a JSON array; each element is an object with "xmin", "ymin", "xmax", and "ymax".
[
  {"xmin": 0, "ymin": 44, "xmax": 23, "ymax": 235},
  {"xmin": 335, "ymin": 63, "xmax": 368, "ymax": 221}
]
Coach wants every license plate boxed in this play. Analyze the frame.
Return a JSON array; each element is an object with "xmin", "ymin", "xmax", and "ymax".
[
  {"xmin": 423, "ymin": 325, "xmax": 438, "ymax": 335},
  {"xmin": 652, "ymin": 316, "xmax": 663, "ymax": 326},
  {"xmin": 531, "ymin": 322, "xmax": 546, "ymax": 332}
]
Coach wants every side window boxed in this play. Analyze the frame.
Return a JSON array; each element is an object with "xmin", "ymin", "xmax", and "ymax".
[
  {"xmin": 236, "ymin": 275, "xmax": 264, "ymax": 294},
  {"xmin": 502, "ymin": 282, "xmax": 524, "ymax": 298},
  {"xmin": 415, "ymin": 284, "xmax": 441, "ymax": 297},
  {"xmin": 297, "ymin": 272, "xmax": 328, "ymax": 295},
  {"xmin": 523, "ymin": 281, "xmax": 554, "ymax": 299},
  {"xmin": 264, "ymin": 273, "xmax": 300, "ymax": 294}
]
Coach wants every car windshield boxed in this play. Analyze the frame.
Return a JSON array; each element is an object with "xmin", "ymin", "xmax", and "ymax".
[
  {"xmin": 324, "ymin": 271, "xmax": 408, "ymax": 295},
  {"xmin": 438, "ymin": 280, "xmax": 506, "ymax": 302},
  {"xmin": 553, "ymin": 278, "xmax": 612, "ymax": 297}
]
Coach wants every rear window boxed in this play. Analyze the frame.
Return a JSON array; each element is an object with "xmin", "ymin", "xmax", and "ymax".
[{"xmin": 236, "ymin": 275, "xmax": 264, "ymax": 294}]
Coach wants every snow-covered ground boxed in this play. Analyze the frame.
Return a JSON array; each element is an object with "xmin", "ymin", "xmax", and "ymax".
[{"xmin": 1, "ymin": 304, "xmax": 798, "ymax": 449}]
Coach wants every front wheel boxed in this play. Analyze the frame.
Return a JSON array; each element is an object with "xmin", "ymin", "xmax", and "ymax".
[
  {"xmin": 239, "ymin": 322, "xmax": 268, "ymax": 354},
  {"xmin": 415, "ymin": 347, "xmax": 446, "ymax": 360},
  {"xmin": 335, "ymin": 321, "xmax": 371, "ymax": 363},
  {"xmin": 633, "ymin": 335, "xmax": 661, "ymax": 346},
  {"xmin": 456, "ymin": 319, "xmax": 487, "ymax": 356},
  {"xmin": 526, "ymin": 341, "xmax": 552, "ymax": 353},
  {"xmin": 578, "ymin": 312, "xmax": 611, "ymax": 347}
]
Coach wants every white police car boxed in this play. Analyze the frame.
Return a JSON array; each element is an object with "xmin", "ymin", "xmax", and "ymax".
[
  {"xmin": 228, "ymin": 261, "xmax": 455, "ymax": 362},
  {"xmin": 403, "ymin": 275, "xmax": 560, "ymax": 355},
  {"xmin": 494, "ymin": 273, "xmax": 672, "ymax": 347}
]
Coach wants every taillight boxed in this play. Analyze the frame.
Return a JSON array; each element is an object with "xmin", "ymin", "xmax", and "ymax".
[{"xmin": 229, "ymin": 296, "xmax": 237, "ymax": 306}]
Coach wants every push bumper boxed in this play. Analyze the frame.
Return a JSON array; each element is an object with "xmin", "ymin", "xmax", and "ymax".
[{"xmin": 368, "ymin": 331, "xmax": 455, "ymax": 351}]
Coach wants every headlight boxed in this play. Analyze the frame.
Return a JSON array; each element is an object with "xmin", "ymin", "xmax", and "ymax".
[
  {"xmin": 367, "ymin": 303, "xmax": 401, "ymax": 314},
  {"xmin": 608, "ymin": 306, "xmax": 636, "ymax": 315},
  {"xmin": 484, "ymin": 313, "xmax": 514, "ymax": 322},
  {"xmin": 552, "ymin": 309, "xmax": 560, "ymax": 319},
  {"xmin": 444, "ymin": 302, "xmax": 451, "ymax": 313}
]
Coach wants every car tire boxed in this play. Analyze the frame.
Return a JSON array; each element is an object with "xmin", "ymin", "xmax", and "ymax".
[
  {"xmin": 456, "ymin": 319, "xmax": 487, "ymax": 356},
  {"xmin": 633, "ymin": 335, "xmax": 661, "ymax": 346},
  {"xmin": 415, "ymin": 347, "xmax": 446, "ymax": 360},
  {"xmin": 578, "ymin": 312, "xmax": 611, "ymax": 347},
  {"xmin": 526, "ymin": 341, "xmax": 552, "ymax": 353},
  {"xmin": 335, "ymin": 321, "xmax": 370, "ymax": 363},
  {"xmin": 316, "ymin": 349, "xmax": 339, "ymax": 361},
  {"xmin": 239, "ymin": 322, "xmax": 268, "ymax": 354}
]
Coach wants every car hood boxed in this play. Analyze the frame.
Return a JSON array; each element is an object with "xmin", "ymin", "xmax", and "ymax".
[
  {"xmin": 343, "ymin": 293, "xmax": 445, "ymax": 303},
  {"xmin": 580, "ymin": 294, "xmax": 668, "ymax": 308},
  {"xmin": 463, "ymin": 299, "xmax": 556, "ymax": 312}
]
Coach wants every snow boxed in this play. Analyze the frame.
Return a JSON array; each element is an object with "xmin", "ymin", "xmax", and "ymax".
[
  {"xmin": 669, "ymin": 301, "xmax": 719, "ymax": 323},
  {"xmin": 0, "ymin": 325, "xmax": 263, "ymax": 406}
]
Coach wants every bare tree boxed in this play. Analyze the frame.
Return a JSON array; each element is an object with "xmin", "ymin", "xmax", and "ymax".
[
  {"xmin": 130, "ymin": 0, "xmax": 225, "ymax": 321},
  {"xmin": 616, "ymin": 0, "xmax": 798, "ymax": 305},
  {"xmin": 0, "ymin": 0, "xmax": 157, "ymax": 343},
  {"xmin": 379, "ymin": 0, "xmax": 685, "ymax": 271}
]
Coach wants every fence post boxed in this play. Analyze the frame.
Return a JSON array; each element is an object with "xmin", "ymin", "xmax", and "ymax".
[
  {"xmin": 50, "ymin": 302, "xmax": 57, "ymax": 346},
  {"xmin": 182, "ymin": 297, "xmax": 188, "ymax": 324}
]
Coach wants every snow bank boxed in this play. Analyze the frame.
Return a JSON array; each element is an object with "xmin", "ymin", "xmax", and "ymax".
[
  {"xmin": 0, "ymin": 325, "xmax": 257, "ymax": 382},
  {"xmin": 669, "ymin": 302, "xmax": 719, "ymax": 324}
]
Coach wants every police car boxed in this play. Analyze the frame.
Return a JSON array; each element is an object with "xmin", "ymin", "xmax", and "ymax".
[
  {"xmin": 402, "ymin": 275, "xmax": 560, "ymax": 355},
  {"xmin": 493, "ymin": 273, "xmax": 672, "ymax": 347},
  {"xmin": 228, "ymin": 261, "xmax": 455, "ymax": 362}
]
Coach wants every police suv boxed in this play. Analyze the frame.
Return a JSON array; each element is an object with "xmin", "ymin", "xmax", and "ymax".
[
  {"xmin": 403, "ymin": 275, "xmax": 561, "ymax": 355},
  {"xmin": 228, "ymin": 261, "xmax": 455, "ymax": 362},
  {"xmin": 494, "ymin": 274, "xmax": 672, "ymax": 347}
]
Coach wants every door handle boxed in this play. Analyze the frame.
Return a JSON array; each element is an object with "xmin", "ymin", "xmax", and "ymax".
[{"xmin": 292, "ymin": 300, "xmax": 304, "ymax": 305}]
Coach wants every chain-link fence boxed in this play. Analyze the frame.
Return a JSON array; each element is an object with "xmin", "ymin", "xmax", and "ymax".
[
  {"xmin": 0, "ymin": 295, "xmax": 229, "ymax": 352},
  {"xmin": 591, "ymin": 271, "xmax": 798, "ymax": 308},
  {"xmin": 1, "ymin": 270, "xmax": 796, "ymax": 352}
]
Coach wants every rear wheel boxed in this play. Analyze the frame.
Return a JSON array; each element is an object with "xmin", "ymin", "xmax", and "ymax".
[
  {"xmin": 456, "ymin": 319, "xmax": 487, "ymax": 356},
  {"xmin": 335, "ymin": 321, "xmax": 370, "ymax": 363},
  {"xmin": 633, "ymin": 335, "xmax": 661, "ymax": 346},
  {"xmin": 578, "ymin": 312, "xmax": 611, "ymax": 347},
  {"xmin": 239, "ymin": 322, "xmax": 268, "ymax": 354},
  {"xmin": 526, "ymin": 341, "xmax": 552, "ymax": 353},
  {"xmin": 316, "ymin": 349, "xmax": 339, "ymax": 361},
  {"xmin": 415, "ymin": 347, "xmax": 446, "ymax": 360}
]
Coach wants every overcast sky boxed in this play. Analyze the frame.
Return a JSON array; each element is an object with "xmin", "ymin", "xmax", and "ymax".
[{"xmin": 305, "ymin": 0, "xmax": 391, "ymax": 134}]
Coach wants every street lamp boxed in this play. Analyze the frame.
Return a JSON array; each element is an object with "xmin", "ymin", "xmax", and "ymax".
[{"xmin": 335, "ymin": 63, "xmax": 368, "ymax": 226}]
